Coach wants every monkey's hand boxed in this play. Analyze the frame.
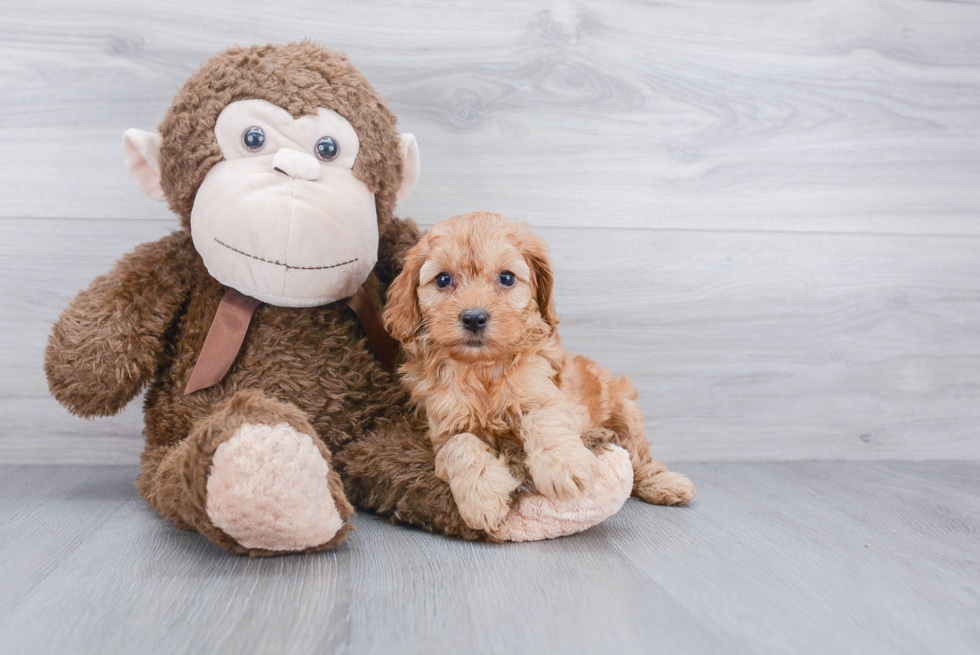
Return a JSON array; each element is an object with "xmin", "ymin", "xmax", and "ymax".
[
  {"xmin": 375, "ymin": 215, "xmax": 422, "ymax": 286},
  {"xmin": 44, "ymin": 230, "xmax": 195, "ymax": 418}
]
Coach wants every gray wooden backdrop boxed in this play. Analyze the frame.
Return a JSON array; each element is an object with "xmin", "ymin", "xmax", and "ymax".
[{"xmin": 2, "ymin": 0, "xmax": 979, "ymax": 464}]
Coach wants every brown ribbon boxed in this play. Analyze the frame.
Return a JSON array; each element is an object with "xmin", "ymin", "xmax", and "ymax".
[
  {"xmin": 183, "ymin": 289, "xmax": 262, "ymax": 395},
  {"xmin": 343, "ymin": 286, "xmax": 401, "ymax": 374},
  {"xmin": 183, "ymin": 285, "xmax": 399, "ymax": 396}
]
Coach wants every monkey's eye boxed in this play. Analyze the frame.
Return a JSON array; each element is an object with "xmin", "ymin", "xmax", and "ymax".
[
  {"xmin": 435, "ymin": 273, "xmax": 453, "ymax": 289},
  {"xmin": 242, "ymin": 126, "xmax": 266, "ymax": 152},
  {"xmin": 315, "ymin": 136, "xmax": 339, "ymax": 162},
  {"xmin": 498, "ymin": 271, "xmax": 516, "ymax": 287}
]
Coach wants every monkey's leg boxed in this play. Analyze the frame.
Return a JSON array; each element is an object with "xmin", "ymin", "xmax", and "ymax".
[
  {"xmin": 335, "ymin": 414, "xmax": 490, "ymax": 541},
  {"xmin": 335, "ymin": 417, "xmax": 635, "ymax": 542},
  {"xmin": 137, "ymin": 390, "xmax": 353, "ymax": 555},
  {"xmin": 607, "ymin": 397, "xmax": 696, "ymax": 506}
]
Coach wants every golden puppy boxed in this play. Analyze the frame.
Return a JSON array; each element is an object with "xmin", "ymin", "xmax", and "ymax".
[{"xmin": 384, "ymin": 212, "xmax": 695, "ymax": 532}]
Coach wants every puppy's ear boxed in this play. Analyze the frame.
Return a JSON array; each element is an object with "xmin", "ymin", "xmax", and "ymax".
[
  {"xmin": 522, "ymin": 231, "xmax": 560, "ymax": 328},
  {"xmin": 384, "ymin": 235, "xmax": 429, "ymax": 342}
]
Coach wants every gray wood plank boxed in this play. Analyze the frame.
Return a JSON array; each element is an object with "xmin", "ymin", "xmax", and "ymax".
[
  {"xmin": 0, "ymin": 466, "xmax": 135, "ymax": 612},
  {"xmin": 0, "ymin": 398, "xmax": 145, "ymax": 465},
  {"xmin": 1, "ymin": 0, "xmax": 979, "ymax": 234},
  {"xmin": 608, "ymin": 461, "xmax": 980, "ymax": 654},
  {"xmin": 4, "ymin": 218, "xmax": 978, "ymax": 463},
  {"xmin": 0, "ymin": 462, "xmax": 977, "ymax": 654}
]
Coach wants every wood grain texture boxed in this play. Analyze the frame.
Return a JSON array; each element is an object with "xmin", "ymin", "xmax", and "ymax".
[
  {"xmin": 2, "ymin": 0, "xmax": 979, "ymax": 464},
  {"xmin": 0, "ymin": 0, "xmax": 979, "ymax": 233},
  {"xmin": 0, "ymin": 462, "xmax": 978, "ymax": 654},
  {"xmin": 3, "ymin": 218, "xmax": 978, "ymax": 463}
]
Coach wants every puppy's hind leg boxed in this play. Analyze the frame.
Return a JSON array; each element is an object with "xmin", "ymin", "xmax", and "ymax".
[{"xmin": 607, "ymin": 385, "xmax": 695, "ymax": 506}]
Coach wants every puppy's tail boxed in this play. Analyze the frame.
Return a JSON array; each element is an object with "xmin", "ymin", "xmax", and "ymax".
[{"xmin": 614, "ymin": 374, "xmax": 639, "ymax": 401}]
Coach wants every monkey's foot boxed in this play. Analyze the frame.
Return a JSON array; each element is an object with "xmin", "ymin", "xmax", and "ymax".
[
  {"xmin": 492, "ymin": 445, "xmax": 633, "ymax": 542},
  {"xmin": 206, "ymin": 421, "xmax": 347, "ymax": 552}
]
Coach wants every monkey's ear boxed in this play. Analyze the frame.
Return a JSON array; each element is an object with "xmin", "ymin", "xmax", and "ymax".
[
  {"xmin": 122, "ymin": 129, "xmax": 166, "ymax": 201},
  {"xmin": 396, "ymin": 133, "xmax": 420, "ymax": 204}
]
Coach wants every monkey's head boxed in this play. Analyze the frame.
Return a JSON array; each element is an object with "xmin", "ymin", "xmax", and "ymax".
[{"xmin": 121, "ymin": 42, "xmax": 420, "ymax": 307}]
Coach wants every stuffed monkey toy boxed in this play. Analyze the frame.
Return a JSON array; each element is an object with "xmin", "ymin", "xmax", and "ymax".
[{"xmin": 44, "ymin": 42, "xmax": 634, "ymax": 555}]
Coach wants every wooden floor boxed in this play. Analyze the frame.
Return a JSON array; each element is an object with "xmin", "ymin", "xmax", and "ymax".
[{"xmin": 1, "ymin": 461, "xmax": 977, "ymax": 655}]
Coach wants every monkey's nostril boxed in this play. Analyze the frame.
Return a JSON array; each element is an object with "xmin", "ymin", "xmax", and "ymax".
[
  {"xmin": 460, "ymin": 308, "xmax": 489, "ymax": 333},
  {"xmin": 270, "ymin": 148, "xmax": 321, "ymax": 181}
]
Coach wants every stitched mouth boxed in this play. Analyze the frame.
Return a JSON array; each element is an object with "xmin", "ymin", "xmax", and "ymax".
[{"xmin": 214, "ymin": 238, "xmax": 358, "ymax": 271}]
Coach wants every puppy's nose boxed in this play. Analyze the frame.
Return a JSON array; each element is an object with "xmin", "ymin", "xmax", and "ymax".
[{"xmin": 460, "ymin": 308, "xmax": 489, "ymax": 333}]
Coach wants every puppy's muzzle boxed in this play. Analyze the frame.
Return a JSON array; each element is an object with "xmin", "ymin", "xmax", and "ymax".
[{"xmin": 460, "ymin": 308, "xmax": 489, "ymax": 333}]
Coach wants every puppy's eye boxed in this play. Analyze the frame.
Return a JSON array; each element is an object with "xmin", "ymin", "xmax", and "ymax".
[
  {"xmin": 243, "ymin": 126, "xmax": 266, "ymax": 152},
  {"xmin": 435, "ymin": 272, "xmax": 453, "ymax": 289},
  {"xmin": 498, "ymin": 271, "xmax": 516, "ymax": 287}
]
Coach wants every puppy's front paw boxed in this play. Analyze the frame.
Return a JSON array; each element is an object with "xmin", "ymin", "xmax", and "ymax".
[
  {"xmin": 528, "ymin": 442, "xmax": 600, "ymax": 502},
  {"xmin": 452, "ymin": 462, "xmax": 521, "ymax": 532},
  {"xmin": 435, "ymin": 433, "xmax": 521, "ymax": 532}
]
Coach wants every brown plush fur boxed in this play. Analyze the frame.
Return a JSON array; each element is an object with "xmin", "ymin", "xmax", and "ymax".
[
  {"xmin": 44, "ymin": 43, "xmax": 482, "ymax": 554},
  {"xmin": 384, "ymin": 212, "xmax": 695, "ymax": 531},
  {"xmin": 140, "ymin": 389, "xmax": 355, "ymax": 556},
  {"xmin": 158, "ymin": 40, "xmax": 403, "ymax": 230}
]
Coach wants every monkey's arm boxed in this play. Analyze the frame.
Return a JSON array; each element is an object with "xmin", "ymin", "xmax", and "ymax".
[
  {"xmin": 44, "ymin": 230, "xmax": 196, "ymax": 418},
  {"xmin": 374, "ymin": 216, "xmax": 422, "ymax": 286}
]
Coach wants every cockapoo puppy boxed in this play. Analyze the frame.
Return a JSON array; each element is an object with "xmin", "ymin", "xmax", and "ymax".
[{"xmin": 384, "ymin": 212, "xmax": 695, "ymax": 532}]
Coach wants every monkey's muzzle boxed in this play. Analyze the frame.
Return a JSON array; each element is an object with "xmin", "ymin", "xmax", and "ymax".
[{"xmin": 272, "ymin": 148, "xmax": 320, "ymax": 181}]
